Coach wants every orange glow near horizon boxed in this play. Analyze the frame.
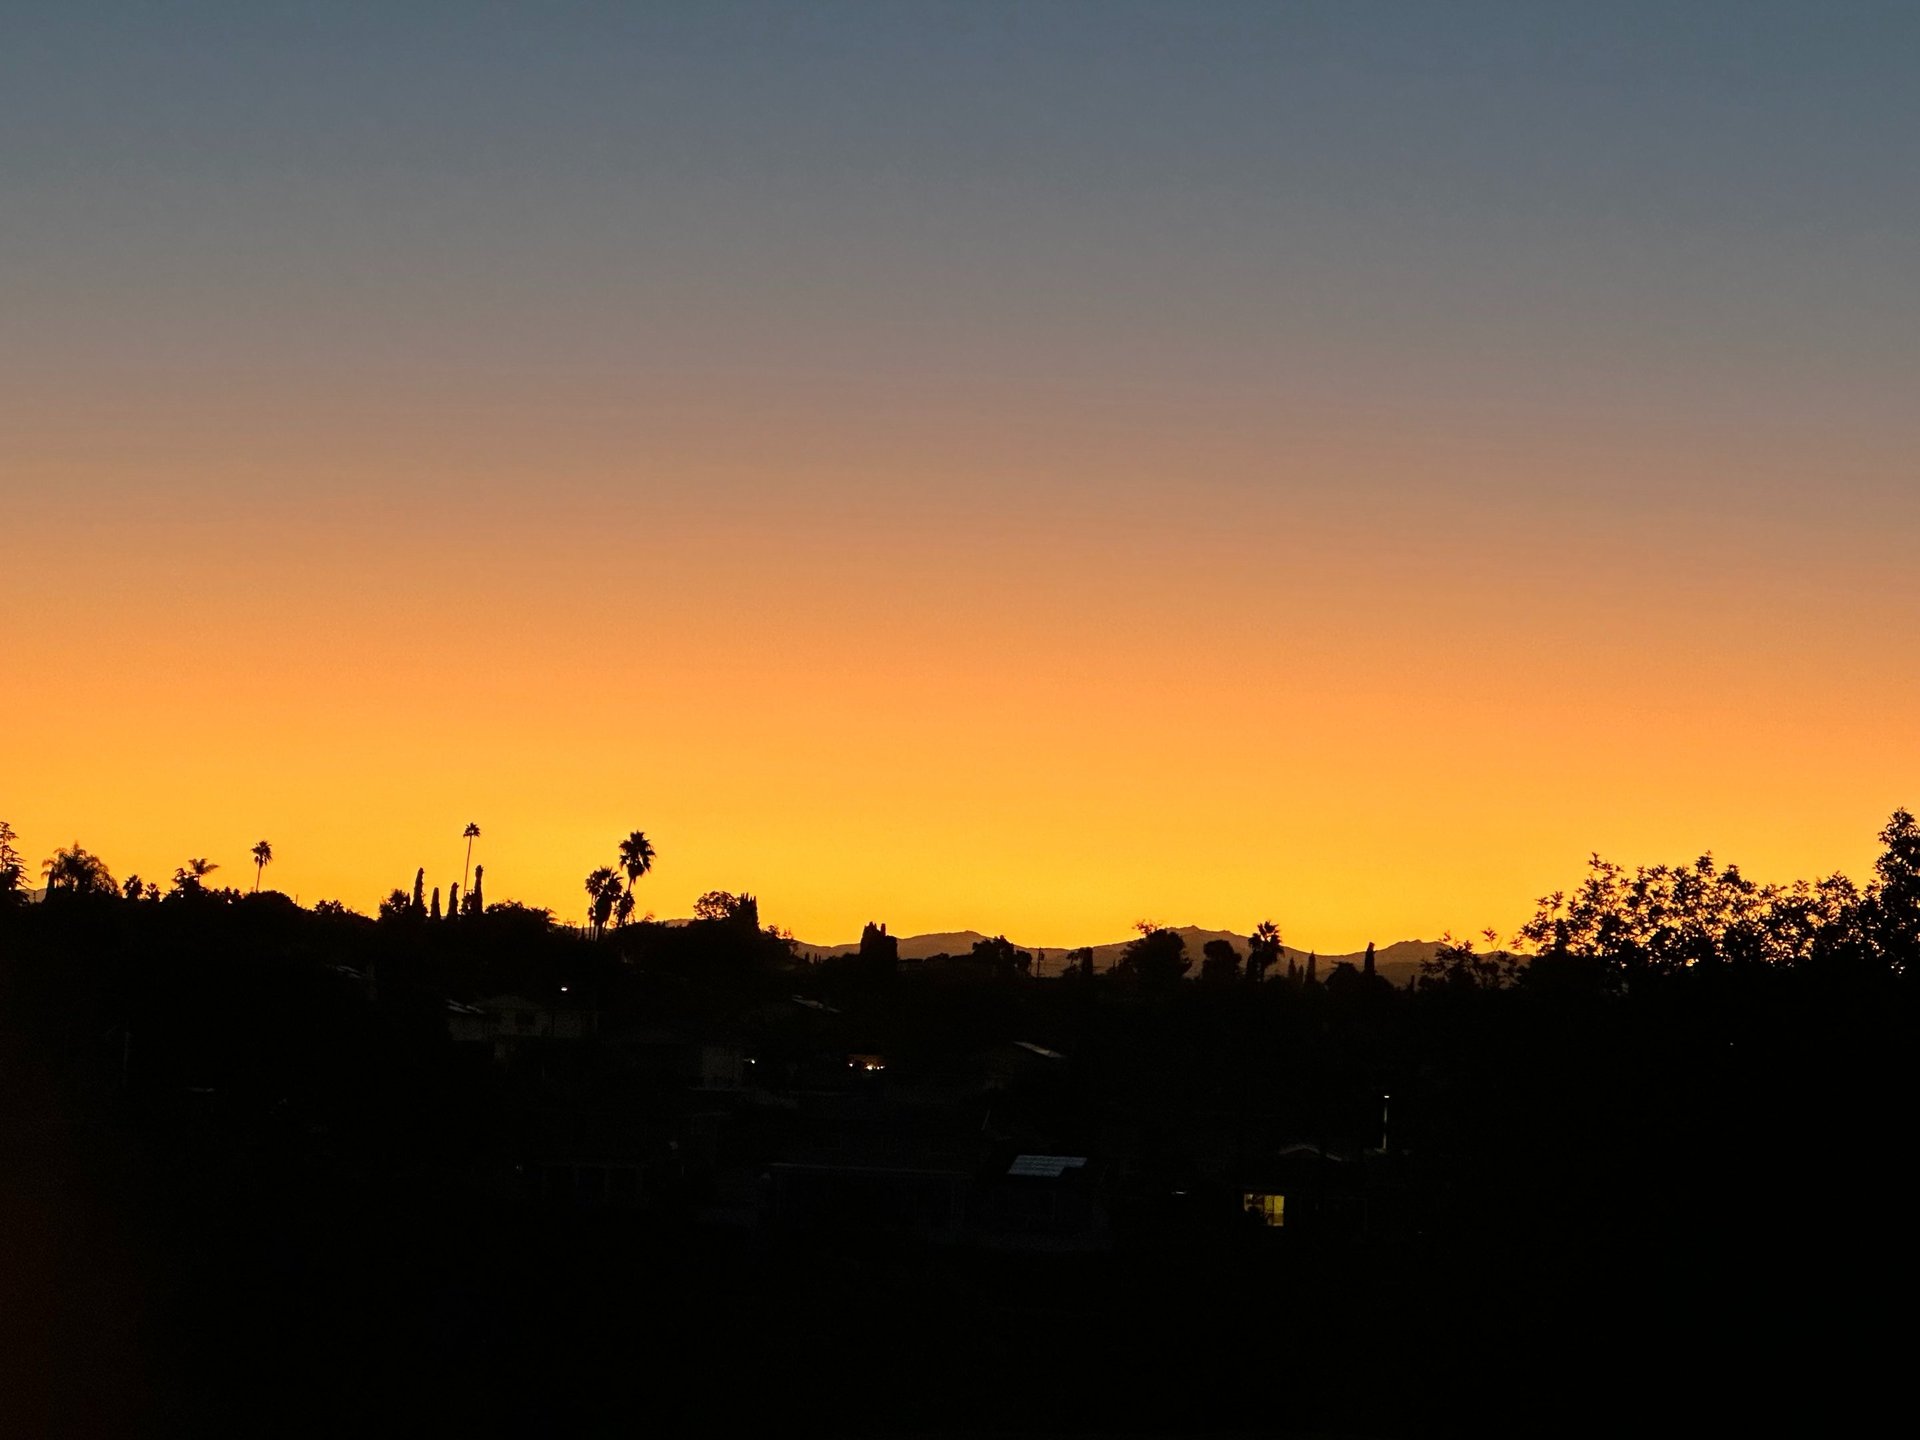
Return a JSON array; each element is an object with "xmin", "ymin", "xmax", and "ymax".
[{"xmin": 9, "ymin": 385, "xmax": 1915, "ymax": 951}]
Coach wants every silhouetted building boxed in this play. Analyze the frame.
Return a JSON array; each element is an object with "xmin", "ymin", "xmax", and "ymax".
[
  {"xmin": 449, "ymin": 993, "xmax": 598, "ymax": 1056},
  {"xmin": 975, "ymin": 1153, "xmax": 1113, "ymax": 1252}
]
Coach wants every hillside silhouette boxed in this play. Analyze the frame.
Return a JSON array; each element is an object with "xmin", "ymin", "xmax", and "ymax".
[{"xmin": 798, "ymin": 927, "xmax": 1441, "ymax": 983}]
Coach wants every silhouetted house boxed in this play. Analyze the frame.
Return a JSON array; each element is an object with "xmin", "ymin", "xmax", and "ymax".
[
  {"xmin": 449, "ymin": 993, "xmax": 598, "ymax": 1057},
  {"xmin": 975, "ymin": 1153, "xmax": 1113, "ymax": 1252},
  {"xmin": 500, "ymin": 1104, "xmax": 672, "ymax": 1211},
  {"xmin": 1232, "ymin": 1143, "xmax": 1409, "ymax": 1240},
  {"xmin": 598, "ymin": 1022, "xmax": 754, "ymax": 1093}
]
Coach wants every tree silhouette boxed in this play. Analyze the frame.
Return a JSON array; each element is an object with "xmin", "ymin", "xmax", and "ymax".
[
  {"xmin": 1514, "ymin": 843, "xmax": 1876, "ymax": 978},
  {"xmin": 171, "ymin": 857, "xmax": 219, "ymax": 898},
  {"xmin": 462, "ymin": 822, "xmax": 481, "ymax": 894},
  {"xmin": 584, "ymin": 866, "xmax": 621, "ymax": 938},
  {"xmin": 430, "ymin": 886, "xmax": 442, "ymax": 921},
  {"xmin": 617, "ymin": 831, "xmax": 655, "ymax": 923},
  {"xmin": 448, "ymin": 882, "xmax": 460, "ymax": 920},
  {"xmin": 857, "ymin": 921, "xmax": 900, "ymax": 980},
  {"xmin": 1248, "ymin": 920, "xmax": 1282, "ymax": 983},
  {"xmin": 970, "ymin": 934, "xmax": 1031, "ymax": 979},
  {"xmin": 43, "ymin": 842, "xmax": 115, "ymax": 897},
  {"xmin": 693, "ymin": 891, "xmax": 760, "ymax": 928},
  {"xmin": 411, "ymin": 867, "xmax": 426, "ymax": 917},
  {"xmin": 1865, "ymin": 808, "xmax": 1920, "ymax": 975},
  {"xmin": 1200, "ymin": 938, "xmax": 1241, "ymax": 984},
  {"xmin": 1118, "ymin": 925, "xmax": 1190, "ymax": 989},
  {"xmin": 0, "ymin": 820, "xmax": 25, "ymax": 903},
  {"xmin": 1418, "ymin": 931, "xmax": 1519, "ymax": 991},
  {"xmin": 251, "ymin": 839, "xmax": 273, "ymax": 893},
  {"xmin": 1363, "ymin": 940, "xmax": 1376, "ymax": 978},
  {"xmin": 466, "ymin": 865, "xmax": 484, "ymax": 915}
]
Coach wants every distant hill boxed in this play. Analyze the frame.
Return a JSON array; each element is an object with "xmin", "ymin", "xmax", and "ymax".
[
  {"xmin": 796, "ymin": 926, "xmax": 1442, "ymax": 982},
  {"xmin": 1080, "ymin": 930, "xmax": 1440, "ymax": 984},
  {"xmin": 796, "ymin": 930, "xmax": 996, "ymax": 963}
]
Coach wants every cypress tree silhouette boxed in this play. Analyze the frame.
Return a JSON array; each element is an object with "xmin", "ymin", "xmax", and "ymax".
[
  {"xmin": 467, "ymin": 865, "xmax": 484, "ymax": 915},
  {"xmin": 430, "ymin": 887, "xmax": 441, "ymax": 921},
  {"xmin": 1305, "ymin": 950, "xmax": 1318, "ymax": 984},
  {"xmin": 448, "ymin": 882, "xmax": 460, "ymax": 920},
  {"xmin": 1364, "ymin": 940, "xmax": 1376, "ymax": 978},
  {"xmin": 411, "ymin": 867, "xmax": 425, "ymax": 916}
]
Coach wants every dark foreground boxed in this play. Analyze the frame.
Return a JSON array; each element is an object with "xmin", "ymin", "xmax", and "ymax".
[{"xmin": 2, "ymin": 897, "xmax": 1911, "ymax": 1436}]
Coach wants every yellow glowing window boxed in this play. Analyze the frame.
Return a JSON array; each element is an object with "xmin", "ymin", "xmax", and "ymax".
[{"xmin": 1242, "ymin": 1192, "xmax": 1285, "ymax": 1227}]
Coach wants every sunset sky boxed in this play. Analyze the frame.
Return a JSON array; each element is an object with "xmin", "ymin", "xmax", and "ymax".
[{"xmin": 6, "ymin": 2, "xmax": 1917, "ymax": 949}]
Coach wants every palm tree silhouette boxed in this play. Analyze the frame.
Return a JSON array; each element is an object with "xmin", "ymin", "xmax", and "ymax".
[
  {"xmin": 462, "ymin": 822, "xmax": 481, "ymax": 893},
  {"xmin": 584, "ymin": 866, "xmax": 620, "ymax": 938},
  {"xmin": 617, "ymin": 831, "xmax": 655, "ymax": 924},
  {"xmin": 251, "ymin": 840, "xmax": 273, "ymax": 892},
  {"xmin": 173, "ymin": 857, "xmax": 219, "ymax": 896},
  {"xmin": 42, "ymin": 843, "xmax": 114, "ymax": 896},
  {"xmin": 1249, "ymin": 919, "xmax": 1283, "ymax": 983}
]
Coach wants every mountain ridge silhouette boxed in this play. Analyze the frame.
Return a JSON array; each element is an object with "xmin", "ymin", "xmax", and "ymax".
[{"xmin": 792, "ymin": 926, "xmax": 1443, "ymax": 979}]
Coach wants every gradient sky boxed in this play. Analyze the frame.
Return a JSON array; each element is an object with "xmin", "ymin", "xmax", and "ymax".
[{"xmin": 5, "ymin": 1, "xmax": 1917, "ymax": 948}]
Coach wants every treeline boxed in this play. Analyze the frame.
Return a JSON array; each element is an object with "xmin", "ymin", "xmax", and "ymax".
[{"xmin": 5, "ymin": 810, "xmax": 1917, "ymax": 989}]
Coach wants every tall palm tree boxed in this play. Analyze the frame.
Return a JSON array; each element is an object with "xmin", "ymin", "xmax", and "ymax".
[
  {"xmin": 251, "ymin": 840, "xmax": 273, "ymax": 892},
  {"xmin": 617, "ymin": 831, "xmax": 655, "ymax": 923},
  {"xmin": 462, "ymin": 822, "xmax": 481, "ymax": 893}
]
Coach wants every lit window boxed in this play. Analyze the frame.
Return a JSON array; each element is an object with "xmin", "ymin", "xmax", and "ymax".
[{"xmin": 1242, "ymin": 1192, "xmax": 1285, "ymax": 1227}]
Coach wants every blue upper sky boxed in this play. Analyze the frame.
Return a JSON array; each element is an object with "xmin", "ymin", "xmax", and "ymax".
[{"xmin": 6, "ymin": 1, "xmax": 1917, "ymax": 490}]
